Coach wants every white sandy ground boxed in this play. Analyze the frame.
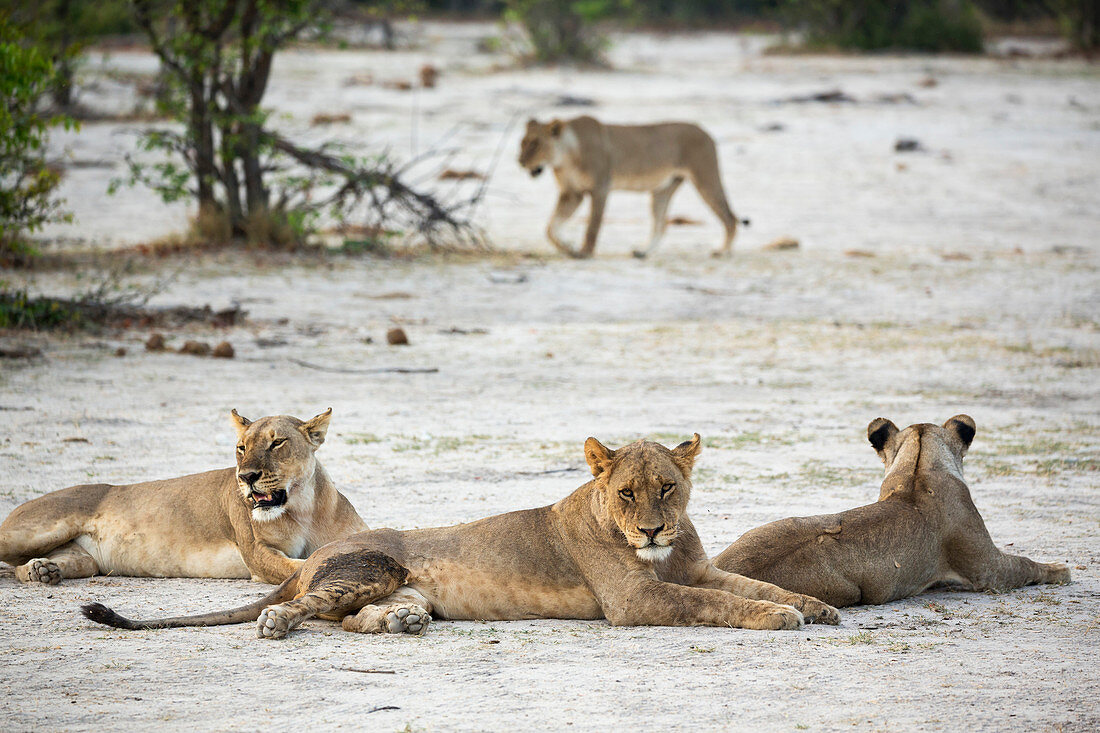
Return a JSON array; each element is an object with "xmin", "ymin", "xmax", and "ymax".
[{"xmin": 1, "ymin": 21, "xmax": 1099, "ymax": 733}]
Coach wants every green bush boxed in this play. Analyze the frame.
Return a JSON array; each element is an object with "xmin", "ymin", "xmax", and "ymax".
[
  {"xmin": 504, "ymin": 0, "xmax": 632, "ymax": 64},
  {"xmin": 0, "ymin": 18, "xmax": 76, "ymax": 261},
  {"xmin": 785, "ymin": 0, "xmax": 984, "ymax": 52}
]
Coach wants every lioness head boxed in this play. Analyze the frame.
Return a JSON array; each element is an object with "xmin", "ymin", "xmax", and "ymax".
[
  {"xmin": 867, "ymin": 414, "xmax": 975, "ymax": 484},
  {"xmin": 230, "ymin": 408, "xmax": 332, "ymax": 521},
  {"xmin": 518, "ymin": 118, "xmax": 565, "ymax": 178},
  {"xmin": 584, "ymin": 434, "xmax": 702, "ymax": 563}
]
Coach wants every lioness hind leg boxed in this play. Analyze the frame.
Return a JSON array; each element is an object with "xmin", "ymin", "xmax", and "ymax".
[
  {"xmin": 257, "ymin": 549, "xmax": 408, "ymax": 640},
  {"xmin": 687, "ymin": 165, "xmax": 737, "ymax": 257},
  {"xmin": 634, "ymin": 176, "xmax": 683, "ymax": 259},
  {"xmin": 15, "ymin": 542, "xmax": 98, "ymax": 585},
  {"xmin": 342, "ymin": 586, "xmax": 433, "ymax": 636}
]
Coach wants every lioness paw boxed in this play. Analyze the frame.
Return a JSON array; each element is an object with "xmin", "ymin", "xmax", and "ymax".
[
  {"xmin": 801, "ymin": 598, "xmax": 841, "ymax": 626},
  {"xmin": 256, "ymin": 606, "xmax": 294, "ymax": 640},
  {"xmin": 16, "ymin": 558, "xmax": 62, "ymax": 585},
  {"xmin": 1046, "ymin": 562, "xmax": 1072, "ymax": 584},
  {"xmin": 749, "ymin": 604, "xmax": 803, "ymax": 631},
  {"xmin": 384, "ymin": 604, "xmax": 430, "ymax": 636}
]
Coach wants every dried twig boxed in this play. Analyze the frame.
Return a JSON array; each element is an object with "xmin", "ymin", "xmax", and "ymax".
[
  {"xmin": 288, "ymin": 358, "xmax": 438, "ymax": 375},
  {"xmin": 337, "ymin": 667, "xmax": 397, "ymax": 675}
]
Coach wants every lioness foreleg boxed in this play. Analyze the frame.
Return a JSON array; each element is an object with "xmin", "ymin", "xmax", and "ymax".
[
  {"xmin": 604, "ymin": 580, "xmax": 803, "ymax": 630},
  {"xmin": 546, "ymin": 190, "xmax": 584, "ymax": 258},
  {"xmin": 956, "ymin": 547, "xmax": 1071, "ymax": 593},
  {"xmin": 579, "ymin": 187, "xmax": 608, "ymax": 258},
  {"xmin": 696, "ymin": 565, "xmax": 840, "ymax": 625},
  {"xmin": 15, "ymin": 542, "xmax": 98, "ymax": 585},
  {"xmin": 342, "ymin": 585, "xmax": 432, "ymax": 636}
]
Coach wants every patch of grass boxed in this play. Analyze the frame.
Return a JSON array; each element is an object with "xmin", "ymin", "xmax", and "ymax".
[
  {"xmin": 343, "ymin": 432, "xmax": 382, "ymax": 445},
  {"xmin": 0, "ymin": 289, "xmax": 83, "ymax": 329},
  {"xmin": 845, "ymin": 631, "xmax": 875, "ymax": 645}
]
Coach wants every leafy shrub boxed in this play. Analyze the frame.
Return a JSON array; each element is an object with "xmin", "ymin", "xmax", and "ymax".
[
  {"xmin": 504, "ymin": 0, "xmax": 631, "ymax": 64},
  {"xmin": 0, "ymin": 18, "xmax": 76, "ymax": 262},
  {"xmin": 785, "ymin": 0, "xmax": 984, "ymax": 52}
]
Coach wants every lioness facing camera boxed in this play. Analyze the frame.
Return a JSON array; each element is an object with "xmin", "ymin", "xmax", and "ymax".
[
  {"xmin": 83, "ymin": 435, "xmax": 839, "ymax": 638},
  {"xmin": 518, "ymin": 116, "xmax": 746, "ymax": 259},
  {"xmin": 0, "ymin": 409, "xmax": 366, "ymax": 585},
  {"xmin": 714, "ymin": 416, "xmax": 1071, "ymax": 607}
]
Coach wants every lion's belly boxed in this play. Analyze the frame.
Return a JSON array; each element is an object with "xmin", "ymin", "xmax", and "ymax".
[
  {"xmin": 611, "ymin": 170, "xmax": 681, "ymax": 192},
  {"xmin": 74, "ymin": 534, "xmax": 249, "ymax": 578},
  {"xmin": 408, "ymin": 560, "xmax": 603, "ymax": 621}
]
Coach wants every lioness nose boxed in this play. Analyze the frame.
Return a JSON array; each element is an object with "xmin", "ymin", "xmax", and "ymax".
[
  {"xmin": 638, "ymin": 525, "xmax": 664, "ymax": 539},
  {"xmin": 238, "ymin": 470, "xmax": 261, "ymax": 486}
]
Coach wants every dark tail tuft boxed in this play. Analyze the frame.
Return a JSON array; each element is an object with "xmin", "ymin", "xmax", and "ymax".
[{"xmin": 81, "ymin": 602, "xmax": 140, "ymax": 630}]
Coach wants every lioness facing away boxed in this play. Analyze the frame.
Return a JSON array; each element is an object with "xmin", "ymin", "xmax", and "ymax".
[
  {"xmin": 518, "ymin": 116, "xmax": 746, "ymax": 259},
  {"xmin": 714, "ymin": 416, "xmax": 1071, "ymax": 607},
  {"xmin": 83, "ymin": 435, "xmax": 840, "ymax": 638},
  {"xmin": 1, "ymin": 409, "xmax": 366, "ymax": 585}
]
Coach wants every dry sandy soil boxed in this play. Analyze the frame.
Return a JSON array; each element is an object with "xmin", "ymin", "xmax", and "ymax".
[{"xmin": 2, "ymin": 22, "xmax": 1099, "ymax": 732}]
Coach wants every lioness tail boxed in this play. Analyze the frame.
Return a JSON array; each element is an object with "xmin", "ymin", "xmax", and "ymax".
[{"xmin": 80, "ymin": 571, "xmax": 300, "ymax": 630}]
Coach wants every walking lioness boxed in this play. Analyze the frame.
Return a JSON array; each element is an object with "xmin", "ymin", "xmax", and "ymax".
[
  {"xmin": 1, "ymin": 408, "xmax": 366, "ymax": 585},
  {"xmin": 714, "ymin": 416, "xmax": 1071, "ymax": 607},
  {"xmin": 518, "ymin": 116, "xmax": 746, "ymax": 259},
  {"xmin": 82, "ymin": 434, "xmax": 839, "ymax": 638}
]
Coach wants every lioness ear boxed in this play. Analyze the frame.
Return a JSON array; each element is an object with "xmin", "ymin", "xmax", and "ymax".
[
  {"xmin": 867, "ymin": 418, "xmax": 899, "ymax": 457},
  {"xmin": 230, "ymin": 409, "xmax": 252, "ymax": 437},
  {"xmin": 943, "ymin": 414, "xmax": 976, "ymax": 455},
  {"xmin": 299, "ymin": 408, "xmax": 332, "ymax": 449},
  {"xmin": 584, "ymin": 437, "xmax": 615, "ymax": 477},
  {"xmin": 548, "ymin": 119, "xmax": 563, "ymax": 138},
  {"xmin": 671, "ymin": 433, "xmax": 702, "ymax": 477}
]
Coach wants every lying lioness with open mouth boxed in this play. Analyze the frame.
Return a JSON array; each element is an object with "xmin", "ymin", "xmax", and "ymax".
[
  {"xmin": 714, "ymin": 415, "xmax": 1071, "ymax": 607},
  {"xmin": 82, "ymin": 434, "xmax": 839, "ymax": 638},
  {"xmin": 1, "ymin": 408, "xmax": 365, "ymax": 585}
]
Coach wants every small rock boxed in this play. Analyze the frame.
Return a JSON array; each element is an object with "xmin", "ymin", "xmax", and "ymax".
[
  {"xmin": 917, "ymin": 76, "xmax": 938, "ymax": 88},
  {"xmin": 419, "ymin": 64, "xmax": 438, "ymax": 88},
  {"xmin": 941, "ymin": 252, "xmax": 972, "ymax": 262},
  {"xmin": 179, "ymin": 340, "xmax": 211, "ymax": 356},
  {"xmin": 386, "ymin": 327, "xmax": 409, "ymax": 346},
  {"xmin": 760, "ymin": 122, "xmax": 786, "ymax": 132},
  {"xmin": 114, "ymin": 347, "xmax": 127, "ymax": 357},
  {"xmin": 212, "ymin": 341, "xmax": 235, "ymax": 358},
  {"xmin": 145, "ymin": 333, "xmax": 167, "ymax": 351},
  {"xmin": 844, "ymin": 249, "xmax": 876, "ymax": 258},
  {"xmin": 764, "ymin": 237, "xmax": 800, "ymax": 251},
  {"xmin": 894, "ymin": 138, "xmax": 924, "ymax": 153}
]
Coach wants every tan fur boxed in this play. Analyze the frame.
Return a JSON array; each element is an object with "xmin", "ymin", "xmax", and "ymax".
[
  {"xmin": 83, "ymin": 435, "xmax": 840, "ymax": 639},
  {"xmin": 714, "ymin": 416, "xmax": 1071, "ymax": 607},
  {"xmin": 518, "ymin": 116, "xmax": 741, "ymax": 258},
  {"xmin": 1, "ymin": 409, "xmax": 366, "ymax": 585}
]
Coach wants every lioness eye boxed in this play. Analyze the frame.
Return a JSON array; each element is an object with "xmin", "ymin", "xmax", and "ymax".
[
  {"xmin": 236, "ymin": 445, "xmax": 245, "ymax": 454},
  {"xmin": 661, "ymin": 483, "xmax": 675, "ymax": 497},
  {"xmin": 619, "ymin": 489, "xmax": 634, "ymax": 501},
  {"xmin": 269, "ymin": 438, "xmax": 286, "ymax": 450}
]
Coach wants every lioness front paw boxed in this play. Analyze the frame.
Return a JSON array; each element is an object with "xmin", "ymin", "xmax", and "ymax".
[
  {"xmin": 748, "ymin": 603, "xmax": 803, "ymax": 631},
  {"xmin": 16, "ymin": 558, "xmax": 62, "ymax": 585},
  {"xmin": 1046, "ymin": 562, "xmax": 1071, "ymax": 584},
  {"xmin": 799, "ymin": 597, "xmax": 841, "ymax": 625},
  {"xmin": 383, "ymin": 604, "xmax": 430, "ymax": 636},
  {"xmin": 256, "ymin": 605, "xmax": 295, "ymax": 640}
]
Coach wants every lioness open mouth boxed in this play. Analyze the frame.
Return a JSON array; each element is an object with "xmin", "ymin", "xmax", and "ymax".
[{"xmin": 250, "ymin": 489, "xmax": 288, "ymax": 509}]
